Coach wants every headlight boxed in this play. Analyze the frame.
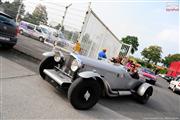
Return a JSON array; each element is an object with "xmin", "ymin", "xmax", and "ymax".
[
  {"xmin": 71, "ymin": 59, "xmax": 80, "ymax": 72},
  {"xmin": 54, "ymin": 52, "xmax": 61, "ymax": 62}
]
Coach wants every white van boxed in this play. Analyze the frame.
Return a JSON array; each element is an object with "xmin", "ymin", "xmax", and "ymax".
[{"xmin": 32, "ymin": 26, "xmax": 49, "ymax": 42}]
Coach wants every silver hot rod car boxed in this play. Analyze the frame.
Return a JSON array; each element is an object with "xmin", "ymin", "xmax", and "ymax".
[{"xmin": 39, "ymin": 46, "xmax": 153, "ymax": 110}]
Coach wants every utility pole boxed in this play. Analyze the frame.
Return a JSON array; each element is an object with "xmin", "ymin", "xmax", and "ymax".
[
  {"xmin": 78, "ymin": 2, "xmax": 91, "ymax": 41},
  {"xmin": 16, "ymin": 0, "xmax": 23, "ymax": 22},
  {"xmin": 59, "ymin": 3, "xmax": 72, "ymax": 31}
]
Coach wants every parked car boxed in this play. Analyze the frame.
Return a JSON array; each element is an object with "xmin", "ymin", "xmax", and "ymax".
[
  {"xmin": 139, "ymin": 68, "xmax": 157, "ymax": 85},
  {"xmin": 45, "ymin": 31, "xmax": 74, "ymax": 48},
  {"xmin": 31, "ymin": 26, "xmax": 49, "ymax": 42},
  {"xmin": 19, "ymin": 21, "xmax": 36, "ymax": 36},
  {"xmin": 19, "ymin": 21, "xmax": 49, "ymax": 42},
  {"xmin": 169, "ymin": 75, "xmax": 180, "ymax": 93},
  {"xmin": 158, "ymin": 74, "xmax": 166, "ymax": 78},
  {"xmin": 38, "ymin": 45, "xmax": 153, "ymax": 110},
  {"xmin": 0, "ymin": 12, "xmax": 18, "ymax": 49}
]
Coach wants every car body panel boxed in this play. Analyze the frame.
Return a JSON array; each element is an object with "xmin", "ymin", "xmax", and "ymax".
[
  {"xmin": 0, "ymin": 12, "xmax": 17, "ymax": 46},
  {"xmin": 139, "ymin": 68, "xmax": 156, "ymax": 84},
  {"xmin": 169, "ymin": 76, "xmax": 180, "ymax": 92},
  {"xmin": 41, "ymin": 49, "xmax": 153, "ymax": 99}
]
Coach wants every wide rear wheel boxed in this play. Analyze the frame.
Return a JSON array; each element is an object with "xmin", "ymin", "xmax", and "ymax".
[
  {"xmin": 68, "ymin": 78, "xmax": 101, "ymax": 110},
  {"xmin": 133, "ymin": 87, "xmax": 153, "ymax": 104}
]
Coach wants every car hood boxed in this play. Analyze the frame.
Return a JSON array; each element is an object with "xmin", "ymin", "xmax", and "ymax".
[{"xmin": 74, "ymin": 54, "xmax": 126, "ymax": 74}]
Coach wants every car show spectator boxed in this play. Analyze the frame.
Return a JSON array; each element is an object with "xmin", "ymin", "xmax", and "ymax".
[
  {"xmin": 110, "ymin": 55, "xmax": 123, "ymax": 64},
  {"xmin": 73, "ymin": 40, "xmax": 81, "ymax": 54},
  {"xmin": 98, "ymin": 49, "xmax": 107, "ymax": 60},
  {"xmin": 126, "ymin": 60, "xmax": 133, "ymax": 69}
]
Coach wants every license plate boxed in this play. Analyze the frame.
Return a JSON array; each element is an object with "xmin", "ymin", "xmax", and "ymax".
[{"xmin": 0, "ymin": 36, "xmax": 10, "ymax": 41}]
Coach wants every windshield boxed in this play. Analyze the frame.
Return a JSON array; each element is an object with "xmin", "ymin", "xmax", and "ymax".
[
  {"xmin": 59, "ymin": 32, "xmax": 65, "ymax": 39},
  {"xmin": 0, "ymin": 14, "xmax": 16, "ymax": 26},
  {"xmin": 142, "ymin": 68, "xmax": 155, "ymax": 75},
  {"xmin": 27, "ymin": 24, "xmax": 35, "ymax": 30},
  {"xmin": 41, "ymin": 27, "xmax": 49, "ymax": 34}
]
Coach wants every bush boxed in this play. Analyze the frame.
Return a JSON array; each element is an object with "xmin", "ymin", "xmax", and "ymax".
[
  {"xmin": 146, "ymin": 63, "xmax": 153, "ymax": 69},
  {"xmin": 159, "ymin": 68, "xmax": 167, "ymax": 74}
]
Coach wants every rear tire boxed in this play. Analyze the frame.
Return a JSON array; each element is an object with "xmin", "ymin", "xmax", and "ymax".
[
  {"xmin": 68, "ymin": 78, "xmax": 101, "ymax": 110},
  {"xmin": 39, "ymin": 57, "xmax": 57, "ymax": 79},
  {"xmin": 133, "ymin": 87, "xmax": 152, "ymax": 104},
  {"xmin": 39, "ymin": 37, "xmax": 44, "ymax": 42},
  {"xmin": 20, "ymin": 30, "xmax": 23, "ymax": 34},
  {"xmin": 2, "ymin": 44, "xmax": 15, "ymax": 49}
]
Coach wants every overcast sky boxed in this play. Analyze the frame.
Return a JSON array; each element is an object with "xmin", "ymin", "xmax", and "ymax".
[{"xmin": 2, "ymin": 0, "xmax": 179, "ymax": 58}]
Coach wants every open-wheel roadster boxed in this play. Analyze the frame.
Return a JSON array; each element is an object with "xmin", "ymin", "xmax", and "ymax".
[{"xmin": 39, "ymin": 46, "xmax": 153, "ymax": 110}]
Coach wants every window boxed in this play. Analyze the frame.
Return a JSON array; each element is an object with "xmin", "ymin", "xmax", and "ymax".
[
  {"xmin": 143, "ymin": 68, "xmax": 155, "ymax": 75},
  {"xmin": 0, "ymin": 14, "xmax": 16, "ymax": 26},
  {"xmin": 40, "ymin": 27, "xmax": 49, "ymax": 34},
  {"xmin": 59, "ymin": 32, "xmax": 65, "ymax": 39},
  {"xmin": 176, "ymin": 77, "xmax": 180, "ymax": 82},
  {"xmin": 27, "ymin": 24, "xmax": 35, "ymax": 30},
  {"xmin": 36, "ymin": 27, "xmax": 42, "ymax": 33}
]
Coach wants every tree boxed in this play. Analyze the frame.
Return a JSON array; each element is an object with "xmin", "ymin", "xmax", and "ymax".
[
  {"xmin": 23, "ymin": 12, "xmax": 35, "ymax": 23},
  {"xmin": 30, "ymin": 4, "xmax": 48, "ymax": 25},
  {"xmin": 121, "ymin": 36, "xmax": 139, "ymax": 54},
  {"xmin": 162, "ymin": 54, "xmax": 180, "ymax": 67},
  {"xmin": 141, "ymin": 45, "xmax": 162, "ymax": 64},
  {"xmin": 0, "ymin": 0, "xmax": 25, "ymax": 19}
]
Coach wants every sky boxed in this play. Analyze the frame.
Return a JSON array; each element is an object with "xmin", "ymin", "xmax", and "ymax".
[{"xmin": 2, "ymin": 0, "xmax": 179, "ymax": 58}]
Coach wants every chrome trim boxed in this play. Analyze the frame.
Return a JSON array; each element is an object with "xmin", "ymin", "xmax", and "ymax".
[
  {"xmin": 43, "ymin": 69, "xmax": 72, "ymax": 85},
  {"xmin": 137, "ymin": 83, "xmax": 152, "ymax": 96},
  {"xmin": 54, "ymin": 66, "xmax": 72, "ymax": 78}
]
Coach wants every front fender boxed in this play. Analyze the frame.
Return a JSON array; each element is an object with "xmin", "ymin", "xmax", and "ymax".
[
  {"xmin": 137, "ymin": 83, "xmax": 153, "ymax": 96},
  {"xmin": 42, "ymin": 51, "xmax": 55, "ymax": 57},
  {"xmin": 78, "ymin": 71, "xmax": 101, "ymax": 79}
]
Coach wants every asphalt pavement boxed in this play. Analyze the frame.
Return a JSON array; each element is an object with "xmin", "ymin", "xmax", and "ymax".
[
  {"xmin": 0, "ymin": 35, "xmax": 180, "ymax": 120},
  {"xmin": 0, "ymin": 49, "xmax": 131, "ymax": 120}
]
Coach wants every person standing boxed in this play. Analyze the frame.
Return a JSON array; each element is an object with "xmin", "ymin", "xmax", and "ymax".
[
  {"xmin": 73, "ymin": 40, "xmax": 81, "ymax": 54},
  {"xmin": 98, "ymin": 49, "xmax": 107, "ymax": 60}
]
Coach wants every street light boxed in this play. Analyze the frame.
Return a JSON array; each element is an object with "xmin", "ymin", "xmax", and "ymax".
[
  {"xmin": 16, "ymin": 0, "xmax": 23, "ymax": 22},
  {"xmin": 59, "ymin": 3, "xmax": 72, "ymax": 31}
]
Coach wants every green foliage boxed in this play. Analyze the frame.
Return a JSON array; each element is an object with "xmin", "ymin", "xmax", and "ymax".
[
  {"xmin": 162, "ymin": 54, "xmax": 180, "ymax": 67},
  {"xmin": 146, "ymin": 63, "xmax": 153, "ymax": 69},
  {"xmin": 141, "ymin": 45, "xmax": 162, "ymax": 64},
  {"xmin": 0, "ymin": 0, "xmax": 25, "ymax": 19},
  {"xmin": 159, "ymin": 68, "xmax": 167, "ymax": 74},
  {"xmin": 23, "ymin": 4, "xmax": 48, "ymax": 25},
  {"xmin": 121, "ymin": 36, "xmax": 139, "ymax": 54},
  {"xmin": 62, "ymin": 29, "xmax": 79, "ymax": 42}
]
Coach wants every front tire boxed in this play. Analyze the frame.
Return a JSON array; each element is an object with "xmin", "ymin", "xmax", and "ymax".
[
  {"xmin": 173, "ymin": 86, "xmax": 176, "ymax": 92},
  {"xmin": 68, "ymin": 78, "xmax": 101, "ymax": 110},
  {"xmin": 39, "ymin": 57, "xmax": 57, "ymax": 79}
]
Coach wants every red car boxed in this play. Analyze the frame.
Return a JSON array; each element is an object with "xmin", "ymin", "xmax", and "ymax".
[{"xmin": 139, "ymin": 68, "xmax": 157, "ymax": 85}]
